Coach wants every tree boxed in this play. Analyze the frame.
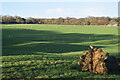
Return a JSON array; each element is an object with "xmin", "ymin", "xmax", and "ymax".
[
  {"xmin": 26, "ymin": 17, "xmax": 37, "ymax": 24},
  {"xmin": 2, "ymin": 16, "xmax": 16, "ymax": 24},
  {"xmin": 1, "ymin": 15, "xmax": 119, "ymax": 26},
  {"xmin": 14, "ymin": 16, "xmax": 26, "ymax": 24}
]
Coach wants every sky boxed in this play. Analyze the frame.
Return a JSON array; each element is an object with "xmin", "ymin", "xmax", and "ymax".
[
  {"xmin": 1, "ymin": 0, "xmax": 120, "ymax": 2},
  {"xmin": 1, "ymin": 1, "xmax": 119, "ymax": 18}
]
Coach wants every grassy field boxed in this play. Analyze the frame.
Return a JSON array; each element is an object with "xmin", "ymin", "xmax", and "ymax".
[{"xmin": 2, "ymin": 24, "xmax": 119, "ymax": 79}]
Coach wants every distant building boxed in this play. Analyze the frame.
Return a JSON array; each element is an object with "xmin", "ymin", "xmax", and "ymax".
[
  {"xmin": 107, "ymin": 20, "xmax": 118, "ymax": 26},
  {"xmin": 38, "ymin": 22, "xmax": 42, "ymax": 24}
]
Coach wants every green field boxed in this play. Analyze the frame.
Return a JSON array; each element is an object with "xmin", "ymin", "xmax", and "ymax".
[{"xmin": 2, "ymin": 24, "xmax": 120, "ymax": 79}]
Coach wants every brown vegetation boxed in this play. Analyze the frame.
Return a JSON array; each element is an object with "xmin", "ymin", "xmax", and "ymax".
[
  {"xmin": 78, "ymin": 46, "xmax": 119, "ymax": 74},
  {"xmin": 1, "ymin": 16, "xmax": 120, "ymax": 26}
]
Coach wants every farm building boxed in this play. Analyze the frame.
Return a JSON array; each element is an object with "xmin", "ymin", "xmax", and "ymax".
[{"xmin": 107, "ymin": 20, "xmax": 118, "ymax": 26}]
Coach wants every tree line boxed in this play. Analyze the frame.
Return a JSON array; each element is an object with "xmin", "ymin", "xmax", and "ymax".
[{"xmin": 1, "ymin": 15, "xmax": 120, "ymax": 26}]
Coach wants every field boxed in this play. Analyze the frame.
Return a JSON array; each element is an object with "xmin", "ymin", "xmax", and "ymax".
[{"xmin": 2, "ymin": 24, "xmax": 120, "ymax": 79}]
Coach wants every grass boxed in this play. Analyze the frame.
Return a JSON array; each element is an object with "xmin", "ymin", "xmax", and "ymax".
[{"xmin": 2, "ymin": 24, "xmax": 120, "ymax": 79}]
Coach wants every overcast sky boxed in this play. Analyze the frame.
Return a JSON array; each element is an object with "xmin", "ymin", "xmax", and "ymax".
[{"xmin": 1, "ymin": 0, "xmax": 119, "ymax": 18}]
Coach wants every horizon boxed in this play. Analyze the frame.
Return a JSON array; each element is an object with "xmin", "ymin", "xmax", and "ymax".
[
  {"xmin": 2, "ymin": 15, "xmax": 118, "ymax": 19},
  {"xmin": 2, "ymin": 2, "xmax": 118, "ymax": 18}
]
